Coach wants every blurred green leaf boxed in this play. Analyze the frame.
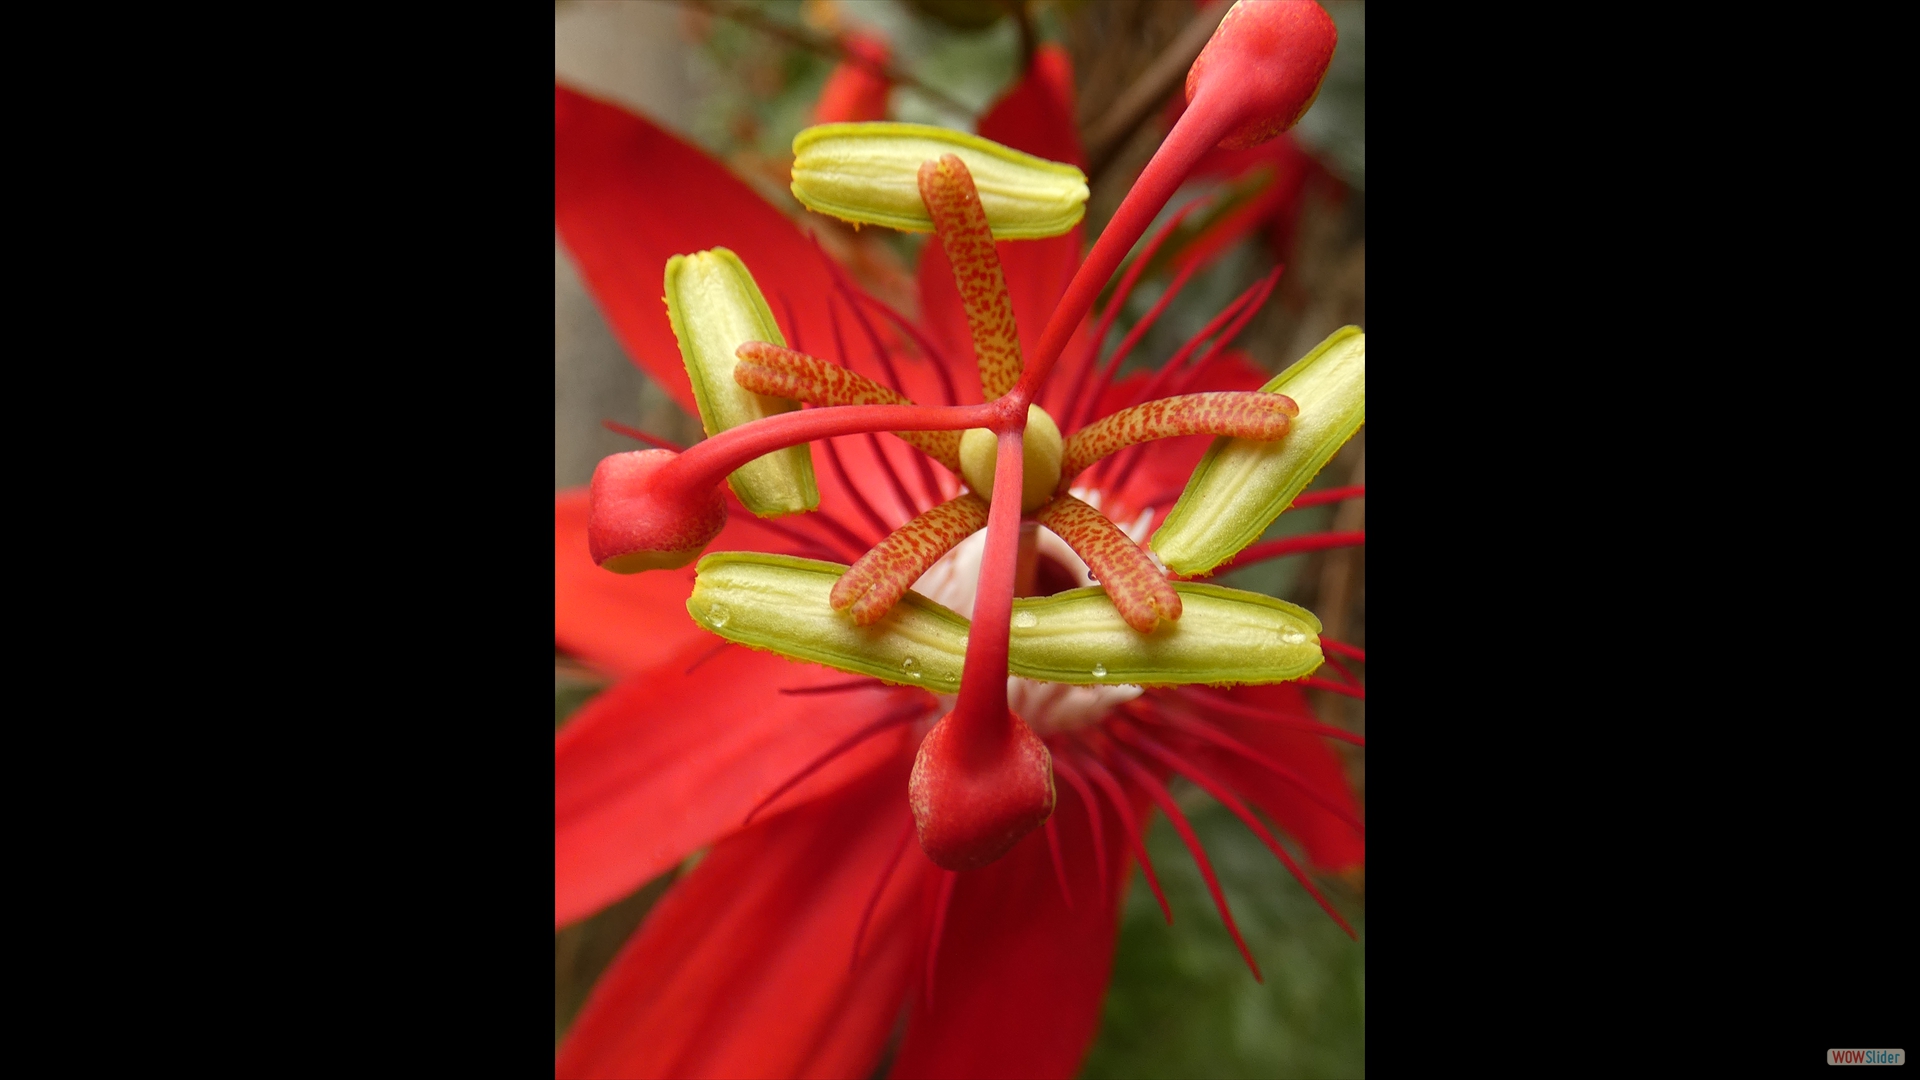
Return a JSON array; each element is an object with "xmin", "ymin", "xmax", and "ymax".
[{"xmin": 1081, "ymin": 800, "xmax": 1365, "ymax": 1079}]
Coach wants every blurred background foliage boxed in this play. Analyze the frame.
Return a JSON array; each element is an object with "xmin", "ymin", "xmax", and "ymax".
[{"xmin": 556, "ymin": 1, "xmax": 1364, "ymax": 1075}]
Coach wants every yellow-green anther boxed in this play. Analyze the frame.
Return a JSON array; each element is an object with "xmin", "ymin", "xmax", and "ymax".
[
  {"xmin": 688, "ymin": 554, "xmax": 1321, "ymax": 692},
  {"xmin": 688, "ymin": 553, "xmax": 969, "ymax": 692},
  {"xmin": 790, "ymin": 123, "xmax": 1089, "ymax": 240},
  {"xmin": 664, "ymin": 248, "xmax": 820, "ymax": 517},
  {"xmin": 959, "ymin": 405, "xmax": 1062, "ymax": 513},
  {"xmin": 1151, "ymin": 326, "xmax": 1365, "ymax": 575},
  {"xmin": 1005, "ymin": 583, "xmax": 1323, "ymax": 687}
]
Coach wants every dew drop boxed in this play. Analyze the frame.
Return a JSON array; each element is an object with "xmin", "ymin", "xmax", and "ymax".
[
  {"xmin": 707, "ymin": 604, "xmax": 731, "ymax": 628},
  {"xmin": 1012, "ymin": 611, "xmax": 1039, "ymax": 628},
  {"xmin": 901, "ymin": 656, "xmax": 922, "ymax": 679},
  {"xmin": 1282, "ymin": 630, "xmax": 1307, "ymax": 644},
  {"xmin": 1091, "ymin": 663, "xmax": 1108, "ymax": 678}
]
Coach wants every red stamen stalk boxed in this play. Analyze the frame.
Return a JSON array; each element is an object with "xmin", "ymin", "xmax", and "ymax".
[
  {"xmin": 662, "ymin": 401, "xmax": 993, "ymax": 499},
  {"xmin": 734, "ymin": 342, "xmax": 964, "ymax": 469},
  {"xmin": 1015, "ymin": 102, "xmax": 1241, "ymax": 405},
  {"xmin": 907, "ymin": 428, "xmax": 1056, "ymax": 871}
]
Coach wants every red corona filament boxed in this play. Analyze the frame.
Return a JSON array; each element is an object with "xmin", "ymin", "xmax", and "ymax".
[
  {"xmin": 1106, "ymin": 744, "xmax": 1262, "ymax": 981},
  {"xmin": 742, "ymin": 700, "xmax": 928, "ymax": 824},
  {"xmin": 1048, "ymin": 752, "xmax": 1108, "ymax": 892},
  {"xmin": 777, "ymin": 677, "xmax": 890, "ymax": 696},
  {"xmin": 925, "ymin": 869, "xmax": 959, "ymax": 1009},
  {"xmin": 1112, "ymin": 720, "xmax": 1356, "ymax": 939},
  {"xmin": 1128, "ymin": 704, "xmax": 1365, "ymax": 836},
  {"xmin": 1167, "ymin": 687, "xmax": 1365, "ymax": 747},
  {"xmin": 600, "ymin": 419, "xmax": 685, "ymax": 452},
  {"xmin": 1070, "ymin": 749, "xmax": 1171, "ymax": 925},
  {"xmin": 1044, "ymin": 813, "xmax": 1074, "ymax": 910},
  {"xmin": 1032, "ymin": 493, "xmax": 1181, "ymax": 633},
  {"xmin": 850, "ymin": 817, "xmax": 917, "ymax": 974},
  {"xmin": 1286, "ymin": 484, "xmax": 1365, "ymax": 511},
  {"xmin": 1054, "ymin": 201, "xmax": 1201, "ymax": 429},
  {"xmin": 1303, "ymin": 677, "xmax": 1365, "ymax": 700},
  {"xmin": 831, "ymin": 494, "xmax": 991, "ymax": 625},
  {"xmin": 1195, "ymin": 529, "xmax": 1366, "ymax": 577}
]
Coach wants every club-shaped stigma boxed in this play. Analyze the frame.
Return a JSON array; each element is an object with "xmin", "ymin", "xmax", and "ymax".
[{"xmin": 588, "ymin": 449, "xmax": 727, "ymax": 573}]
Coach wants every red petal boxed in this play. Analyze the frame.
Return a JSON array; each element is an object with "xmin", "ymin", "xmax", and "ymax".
[
  {"xmin": 814, "ymin": 33, "xmax": 893, "ymax": 124},
  {"xmin": 889, "ymin": 770, "xmax": 1126, "ymax": 1079},
  {"xmin": 557, "ymin": 487, "xmax": 827, "ymax": 677},
  {"xmin": 556, "ymin": 760, "xmax": 932, "ymax": 1079},
  {"xmin": 555, "ymin": 83, "xmax": 843, "ymax": 417},
  {"xmin": 1187, "ymin": 683, "xmax": 1365, "ymax": 871},
  {"xmin": 978, "ymin": 44, "xmax": 1084, "ymax": 170},
  {"xmin": 555, "ymin": 642, "xmax": 918, "ymax": 927}
]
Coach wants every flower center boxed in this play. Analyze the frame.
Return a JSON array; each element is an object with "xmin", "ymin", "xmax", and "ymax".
[
  {"xmin": 911, "ymin": 487, "xmax": 1149, "ymax": 737},
  {"xmin": 957, "ymin": 403, "xmax": 1062, "ymax": 513}
]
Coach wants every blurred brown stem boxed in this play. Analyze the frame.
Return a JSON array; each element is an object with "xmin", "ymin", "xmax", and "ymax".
[
  {"xmin": 680, "ymin": 0, "xmax": 979, "ymax": 120},
  {"xmin": 1081, "ymin": 0, "xmax": 1230, "ymax": 181}
]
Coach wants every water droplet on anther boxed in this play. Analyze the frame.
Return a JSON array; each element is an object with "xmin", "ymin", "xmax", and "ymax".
[
  {"xmin": 707, "ymin": 604, "xmax": 730, "ymax": 628},
  {"xmin": 1012, "ymin": 611, "xmax": 1038, "ymax": 628},
  {"xmin": 901, "ymin": 656, "xmax": 921, "ymax": 678},
  {"xmin": 1282, "ymin": 630, "xmax": 1307, "ymax": 644},
  {"xmin": 1091, "ymin": 663, "xmax": 1107, "ymax": 678}
]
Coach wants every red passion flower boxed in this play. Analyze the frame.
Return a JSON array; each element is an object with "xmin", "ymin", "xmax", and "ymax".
[{"xmin": 556, "ymin": 5, "xmax": 1361, "ymax": 1077}]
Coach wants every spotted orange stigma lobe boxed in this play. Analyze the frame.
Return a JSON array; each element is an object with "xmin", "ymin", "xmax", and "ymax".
[
  {"xmin": 733, "ymin": 341, "xmax": 963, "ymax": 470},
  {"xmin": 830, "ymin": 493, "xmax": 991, "ymax": 625},
  {"xmin": 1059, "ymin": 390, "xmax": 1298, "ymax": 484},
  {"xmin": 1185, "ymin": 0, "xmax": 1338, "ymax": 150},
  {"xmin": 587, "ymin": 449, "xmax": 727, "ymax": 573},
  {"xmin": 918, "ymin": 155, "xmax": 1024, "ymax": 399},
  {"xmin": 908, "ymin": 704, "xmax": 1055, "ymax": 871},
  {"xmin": 1034, "ymin": 493, "xmax": 1182, "ymax": 633}
]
